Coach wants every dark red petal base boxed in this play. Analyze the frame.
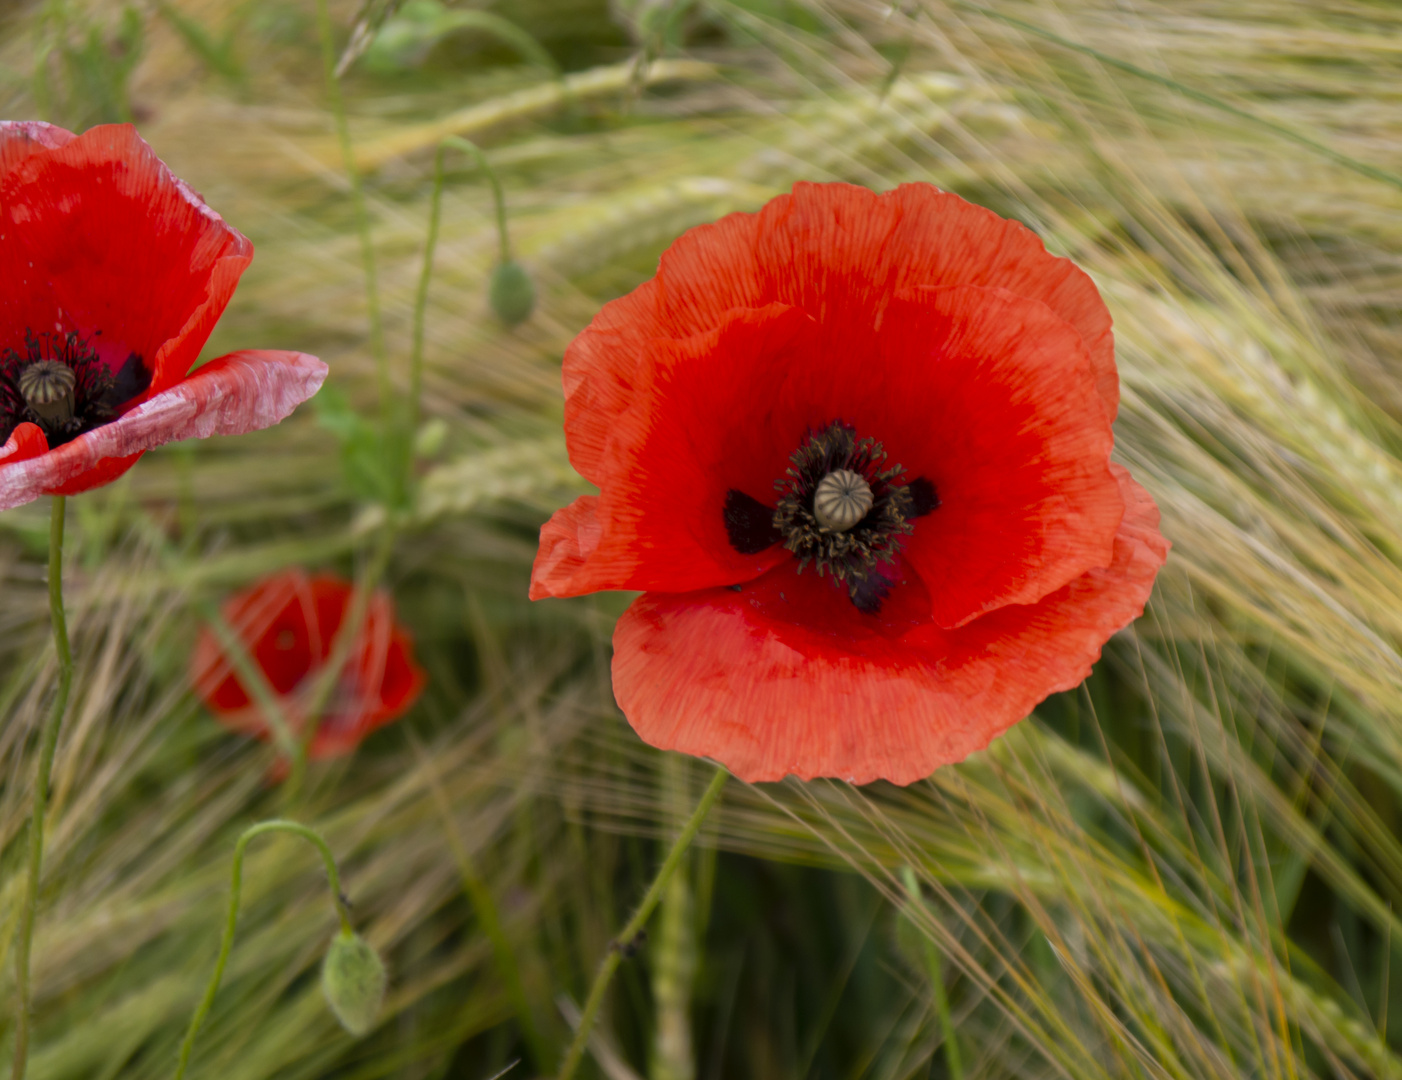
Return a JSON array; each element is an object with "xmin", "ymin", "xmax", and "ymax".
[{"xmin": 611, "ymin": 466, "xmax": 1168, "ymax": 785}]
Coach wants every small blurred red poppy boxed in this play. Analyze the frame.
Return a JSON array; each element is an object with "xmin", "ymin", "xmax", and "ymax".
[
  {"xmin": 531, "ymin": 181, "xmax": 1169, "ymax": 785},
  {"xmin": 191, "ymin": 570, "xmax": 426, "ymax": 760},
  {"xmin": 0, "ymin": 122, "xmax": 325, "ymax": 510}
]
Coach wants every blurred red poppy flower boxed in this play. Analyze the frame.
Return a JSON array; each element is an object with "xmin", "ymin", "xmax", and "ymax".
[
  {"xmin": 191, "ymin": 570, "xmax": 426, "ymax": 760},
  {"xmin": 531, "ymin": 182, "xmax": 1169, "ymax": 785},
  {"xmin": 0, "ymin": 122, "xmax": 326, "ymax": 510}
]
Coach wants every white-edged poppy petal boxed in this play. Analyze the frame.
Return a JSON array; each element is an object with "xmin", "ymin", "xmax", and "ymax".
[{"xmin": 0, "ymin": 350, "xmax": 327, "ymax": 510}]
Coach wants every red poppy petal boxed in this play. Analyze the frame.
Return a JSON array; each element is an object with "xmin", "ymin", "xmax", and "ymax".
[
  {"xmin": 0, "ymin": 422, "xmax": 50, "ymax": 467},
  {"xmin": 0, "ymin": 349, "xmax": 327, "ymax": 509},
  {"xmin": 561, "ymin": 182, "xmax": 1116, "ymax": 481},
  {"xmin": 0, "ymin": 124, "xmax": 253, "ymax": 396},
  {"xmin": 0, "ymin": 122, "xmax": 75, "ymax": 164},
  {"xmin": 192, "ymin": 569, "xmax": 317, "ymax": 712},
  {"xmin": 194, "ymin": 569, "xmax": 425, "ymax": 760},
  {"xmin": 309, "ymin": 591, "xmax": 426, "ymax": 758},
  {"xmin": 309, "ymin": 574, "xmax": 354, "ymax": 663},
  {"xmin": 802, "ymin": 286, "xmax": 1122, "ymax": 627},
  {"xmin": 540, "ymin": 304, "xmax": 815, "ymax": 597},
  {"xmin": 530, "ymin": 496, "xmax": 604, "ymax": 600},
  {"xmin": 380, "ymin": 630, "xmax": 428, "ymax": 716},
  {"xmin": 612, "ymin": 466, "xmax": 1167, "ymax": 785}
]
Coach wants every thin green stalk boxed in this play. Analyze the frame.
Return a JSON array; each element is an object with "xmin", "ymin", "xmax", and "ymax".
[
  {"xmin": 651, "ymin": 754, "xmax": 699, "ymax": 1080},
  {"xmin": 11, "ymin": 495, "xmax": 74, "ymax": 1080},
  {"xmin": 557, "ymin": 765, "xmax": 728, "ymax": 1080},
  {"xmin": 314, "ymin": 0, "xmax": 388, "ymax": 414},
  {"xmin": 442, "ymin": 136, "xmax": 513, "ymax": 262},
  {"xmin": 408, "ymin": 143, "xmax": 449, "ymax": 441},
  {"xmin": 409, "ymin": 135, "xmax": 514, "ymax": 442},
  {"xmin": 411, "ymin": 732, "xmax": 554, "ymax": 1072},
  {"xmin": 900, "ymin": 866, "xmax": 963, "ymax": 1080},
  {"xmin": 173, "ymin": 820, "xmax": 354, "ymax": 1080}
]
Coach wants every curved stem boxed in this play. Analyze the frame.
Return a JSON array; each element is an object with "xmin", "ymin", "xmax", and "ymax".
[
  {"xmin": 408, "ymin": 144, "xmax": 449, "ymax": 443},
  {"xmin": 173, "ymin": 820, "xmax": 353, "ymax": 1080},
  {"xmin": 11, "ymin": 494, "xmax": 73, "ymax": 1080},
  {"xmin": 314, "ymin": 0, "xmax": 388, "ymax": 415},
  {"xmin": 441, "ymin": 135, "xmax": 513, "ymax": 263},
  {"xmin": 407, "ymin": 136, "xmax": 512, "ymax": 452},
  {"xmin": 556, "ymin": 765, "xmax": 728, "ymax": 1080}
]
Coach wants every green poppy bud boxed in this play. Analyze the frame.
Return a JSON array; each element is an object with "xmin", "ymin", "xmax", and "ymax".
[
  {"xmin": 414, "ymin": 416, "xmax": 448, "ymax": 460},
  {"xmin": 322, "ymin": 929, "xmax": 387, "ymax": 1036},
  {"xmin": 489, "ymin": 260, "xmax": 535, "ymax": 326}
]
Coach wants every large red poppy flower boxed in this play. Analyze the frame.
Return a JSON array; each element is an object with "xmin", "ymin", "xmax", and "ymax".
[
  {"xmin": 190, "ymin": 569, "xmax": 427, "ymax": 760},
  {"xmin": 0, "ymin": 122, "xmax": 326, "ymax": 509},
  {"xmin": 531, "ymin": 182, "xmax": 1169, "ymax": 785}
]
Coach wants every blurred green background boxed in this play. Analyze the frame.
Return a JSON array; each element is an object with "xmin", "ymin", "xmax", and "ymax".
[{"xmin": 3, "ymin": 1, "xmax": 1402, "ymax": 1078}]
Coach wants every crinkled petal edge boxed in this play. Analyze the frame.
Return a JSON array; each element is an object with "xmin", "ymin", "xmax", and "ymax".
[
  {"xmin": 0, "ymin": 350, "xmax": 328, "ymax": 509},
  {"xmin": 611, "ymin": 466, "xmax": 1168, "ymax": 785}
]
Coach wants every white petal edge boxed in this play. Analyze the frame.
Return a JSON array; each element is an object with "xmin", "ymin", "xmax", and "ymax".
[{"xmin": 0, "ymin": 350, "xmax": 328, "ymax": 511}]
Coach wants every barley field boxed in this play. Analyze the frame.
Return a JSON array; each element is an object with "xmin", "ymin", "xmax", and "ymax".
[{"xmin": 1, "ymin": 1, "xmax": 1401, "ymax": 1078}]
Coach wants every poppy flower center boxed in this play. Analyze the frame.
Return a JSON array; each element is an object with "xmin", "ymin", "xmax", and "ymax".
[
  {"xmin": 723, "ymin": 421, "xmax": 939, "ymax": 613},
  {"xmin": 0, "ymin": 329, "xmax": 151, "ymax": 448}
]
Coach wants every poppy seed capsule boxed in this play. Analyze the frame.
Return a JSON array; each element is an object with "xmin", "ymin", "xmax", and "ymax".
[
  {"xmin": 322, "ymin": 930, "xmax": 387, "ymax": 1037},
  {"xmin": 813, "ymin": 469, "xmax": 872, "ymax": 532},
  {"xmin": 18, "ymin": 360, "xmax": 77, "ymax": 425}
]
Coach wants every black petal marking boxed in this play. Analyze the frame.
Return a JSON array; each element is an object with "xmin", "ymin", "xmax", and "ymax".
[
  {"xmin": 849, "ymin": 566, "xmax": 895, "ymax": 614},
  {"xmin": 102, "ymin": 351, "xmax": 152, "ymax": 411},
  {"xmin": 724, "ymin": 489, "xmax": 781, "ymax": 554},
  {"xmin": 907, "ymin": 477, "xmax": 939, "ymax": 518}
]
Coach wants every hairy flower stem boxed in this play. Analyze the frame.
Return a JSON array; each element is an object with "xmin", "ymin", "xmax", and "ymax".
[
  {"xmin": 11, "ymin": 494, "xmax": 73, "ymax": 1080},
  {"xmin": 447, "ymin": 136, "xmax": 514, "ymax": 263},
  {"xmin": 409, "ymin": 136, "xmax": 513, "ymax": 436},
  {"xmin": 174, "ymin": 820, "xmax": 354, "ymax": 1080},
  {"xmin": 556, "ymin": 766, "xmax": 728, "ymax": 1080},
  {"xmin": 408, "ymin": 143, "xmax": 447, "ymax": 443},
  {"xmin": 314, "ymin": 0, "xmax": 388, "ymax": 418}
]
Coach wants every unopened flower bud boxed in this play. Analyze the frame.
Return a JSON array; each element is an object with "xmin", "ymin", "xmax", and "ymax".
[
  {"xmin": 414, "ymin": 417, "xmax": 448, "ymax": 460},
  {"xmin": 489, "ymin": 260, "xmax": 535, "ymax": 326},
  {"xmin": 322, "ymin": 929, "xmax": 387, "ymax": 1036}
]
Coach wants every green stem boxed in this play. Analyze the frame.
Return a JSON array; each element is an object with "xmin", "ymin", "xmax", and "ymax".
[
  {"xmin": 315, "ymin": 0, "xmax": 388, "ymax": 415},
  {"xmin": 556, "ymin": 765, "xmax": 728, "ymax": 1080},
  {"xmin": 173, "ymin": 820, "xmax": 353, "ymax": 1080},
  {"xmin": 408, "ymin": 136, "xmax": 513, "ymax": 450},
  {"xmin": 441, "ymin": 136, "xmax": 513, "ymax": 263},
  {"xmin": 900, "ymin": 866, "xmax": 962, "ymax": 1080},
  {"xmin": 408, "ymin": 144, "xmax": 448, "ymax": 443},
  {"xmin": 11, "ymin": 495, "xmax": 73, "ymax": 1080}
]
